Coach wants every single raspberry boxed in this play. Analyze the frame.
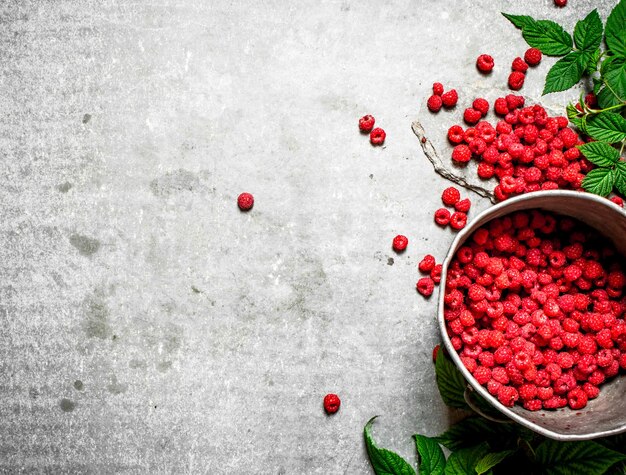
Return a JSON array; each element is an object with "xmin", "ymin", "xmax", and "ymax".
[
  {"xmin": 370, "ymin": 128, "xmax": 386, "ymax": 145},
  {"xmin": 434, "ymin": 208, "xmax": 451, "ymax": 226},
  {"xmin": 567, "ymin": 387, "xmax": 587, "ymax": 410},
  {"xmin": 584, "ymin": 93, "xmax": 598, "ymax": 108},
  {"xmin": 554, "ymin": 0, "xmax": 567, "ymax": 7},
  {"xmin": 432, "ymin": 344, "xmax": 440, "ymax": 362},
  {"xmin": 452, "ymin": 144, "xmax": 472, "ymax": 163},
  {"xmin": 416, "ymin": 277, "xmax": 435, "ymax": 297},
  {"xmin": 392, "ymin": 235, "xmax": 408, "ymax": 252},
  {"xmin": 582, "ymin": 382, "xmax": 599, "ymax": 399},
  {"xmin": 473, "ymin": 366, "xmax": 492, "ymax": 384},
  {"xmin": 431, "ymin": 264, "xmax": 442, "ymax": 283},
  {"xmin": 508, "ymin": 71, "xmax": 525, "ymax": 91},
  {"xmin": 450, "ymin": 212, "xmax": 467, "ymax": 230},
  {"xmin": 237, "ymin": 192, "xmax": 254, "ymax": 211},
  {"xmin": 543, "ymin": 396, "xmax": 567, "ymax": 409},
  {"xmin": 608, "ymin": 270, "xmax": 625, "ymax": 288},
  {"xmin": 497, "ymin": 385, "xmax": 519, "ymax": 407},
  {"xmin": 524, "ymin": 48, "xmax": 542, "ymax": 66},
  {"xmin": 447, "ymin": 125, "xmax": 465, "ymax": 144},
  {"xmin": 469, "ymin": 138, "xmax": 486, "ymax": 155},
  {"xmin": 518, "ymin": 384, "xmax": 538, "ymax": 401},
  {"xmin": 427, "ymin": 95, "xmax": 443, "ymax": 112},
  {"xmin": 432, "ymin": 82, "xmax": 444, "ymax": 96},
  {"xmin": 455, "ymin": 198, "xmax": 471, "ymax": 213},
  {"xmin": 323, "ymin": 393, "xmax": 341, "ymax": 414},
  {"xmin": 473, "ymin": 98, "xmax": 490, "ymax": 117},
  {"xmin": 418, "ymin": 255, "xmax": 436, "ymax": 273},
  {"xmin": 464, "ymin": 108, "xmax": 482, "ymax": 125},
  {"xmin": 358, "ymin": 115, "xmax": 375, "ymax": 133},
  {"xmin": 442, "ymin": 187, "xmax": 461, "ymax": 206},
  {"xmin": 524, "ymin": 399, "xmax": 543, "ymax": 411},
  {"xmin": 512, "ymin": 57, "xmax": 529, "ymax": 73},
  {"xmin": 476, "ymin": 54, "xmax": 494, "ymax": 73},
  {"xmin": 494, "ymin": 99, "xmax": 509, "ymax": 116},
  {"xmin": 441, "ymin": 89, "xmax": 458, "ymax": 108},
  {"xmin": 610, "ymin": 196, "xmax": 624, "ymax": 207}
]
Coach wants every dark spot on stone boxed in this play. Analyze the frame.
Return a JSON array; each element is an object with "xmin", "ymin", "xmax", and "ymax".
[
  {"xmin": 129, "ymin": 359, "xmax": 147, "ymax": 369},
  {"xmin": 369, "ymin": 174, "xmax": 374, "ymax": 179},
  {"xmin": 387, "ymin": 257, "xmax": 394, "ymax": 266},
  {"xmin": 82, "ymin": 113, "xmax": 91, "ymax": 123},
  {"xmin": 56, "ymin": 182, "xmax": 73, "ymax": 193},
  {"xmin": 191, "ymin": 286, "xmax": 202, "ymax": 294},
  {"xmin": 154, "ymin": 405, "xmax": 157, "ymax": 409},
  {"xmin": 150, "ymin": 169, "xmax": 201, "ymax": 197},
  {"xmin": 107, "ymin": 376, "xmax": 128, "ymax": 395},
  {"xmin": 60, "ymin": 398, "xmax": 76, "ymax": 412},
  {"xmin": 69, "ymin": 234, "xmax": 101, "ymax": 256},
  {"xmin": 157, "ymin": 361, "xmax": 172, "ymax": 372},
  {"xmin": 74, "ymin": 380, "xmax": 83, "ymax": 391},
  {"xmin": 82, "ymin": 294, "xmax": 112, "ymax": 339},
  {"xmin": 112, "ymin": 334, "xmax": 118, "ymax": 340},
  {"xmin": 29, "ymin": 387, "xmax": 39, "ymax": 399}
]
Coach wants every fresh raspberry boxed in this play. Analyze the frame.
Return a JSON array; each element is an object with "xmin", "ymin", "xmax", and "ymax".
[
  {"xmin": 582, "ymin": 382, "xmax": 599, "ymax": 399},
  {"xmin": 358, "ymin": 115, "xmax": 375, "ymax": 133},
  {"xmin": 452, "ymin": 144, "xmax": 472, "ymax": 163},
  {"xmin": 237, "ymin": 192, "xmax": 254, "ymax": 211},
  {"xmin": 447, "ymin": 125, "xmax": 465, "ymax": 144},
  {"xmin": 543, "ymin": 396, "xmax": 567, "ymax": 409},
  {"xmin": 431, "ymin": 264, "xmax": 442, "ymax": 283},
  {"xmin": 554, "ymin": 0, "xmax": 567, "ymax": 7},
  {"xmin": 524, "ymin": 48, "xmax": 542, "ymax": 66},
  {"xmin": 584, "ymin": 93, "xmax": 598, "ymax": 108},
  {"xmin": 432, "ymin": 344, "xmax": 441, "ymax": 362},
  {"xmin": 494, "ymin": 98, "xmax": 509, "ymax": 116},
  {"xmin": 508, "ymin": 71, "xmax": 525, "ymax": 91},
  {"xmin": 477, "ymin": 162, "xmax": 494, "ymax": 179},
  {"xmin": 473, "ymin": 98, "xmax": 490, "ymax": 117},
  {"xmin": 442, "ymin": 187, "xmax": 461, "ymax": 206},
  {"xmin": 578, "ymin": 336, "xmax": 597, "ymax": 355},
  {"xmin": 472, "ymin": 366, "xmax": 492, "ymax": 384},
  {"xmin": 518, "ymin": 384, "xmax": 538, "ymax": 401},
  {"xmin": 608, "ymin": 271, "xmax": 625, "ymax": 288},
  {"xmin": 497, "ymin": 385, "xmax": 519, "ymax": 407},
  {"xmin": 455, "ymin": 198, "xmax": 471, "ymax": 213},
  {"xmin": 476, "ymin": 54, "xmax": 494, "ymax": 73},
  {"xmin": 563, "ymin": 265, "xmax": 583, "ymax": 282},
  {"xmin": 567, "ymin": 387, "xmax": 587, "ymax": 410},
  {"xmin": 434, "ymin": 208, "xmax": 451, "ymax": 226},
  {"xmin": 537, "ymin": 386, "xmax": 553, "ymax": 400},
  {"xmin": 469, "ymin": 138, "xmax": 487, "ymax": 155},
  {"xmin": 416, "ymin": 277, "xmax": 435, "ymax": 297},
  {"xmin": 441, "ymin": 89, "xmax": 458, "ymax": 108},
  {"xmin": 370, "ymin": 128, "xmax": 386, "ymax": 145},
  {"xmin": 610, "ymin": 196, "xmax": 624, "ymax": 207},
  {"xmin": 487, "ymin": 380, "xmax": 502, "ymax": 395},
  {"xmin": 583, "ymin": 261, "xmax": 604, "ymax": 280},
  {"xmin": 512, "ymin": 57, "xmax": 529, "ymax": 73},
  {"xmin": 464, "ymin": 108, "xmax": 482, "ymax": 125},
  {"xmin": 392, "ymin": 235, "xmax": 408, "ymax": 252},
  {"xmin": 418, "ymin": 255, "xmax": 436, "ymax": 273},
  {"xmin": 432, "ymin": 82, "xmax": 444, "ymax": 96},
  {"xmin": 323, "ymin": 393, "xmax": 341, "ymax": 414},
  {"xmin": 450, "ymin": 212, "xmax": 467, "ymax": 230},
  {"xmin": 427, "ymin": 95, "xmax": 443, "ymax": 112}
]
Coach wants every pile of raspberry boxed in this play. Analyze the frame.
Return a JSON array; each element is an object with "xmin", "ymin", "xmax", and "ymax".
[
  {"xmin": 448, "ymin": 95, "xmax": 593, "ymax": 202},
  {"xmin": 444, "ymin": 210, "xmax": 626, "ymax": 411}
]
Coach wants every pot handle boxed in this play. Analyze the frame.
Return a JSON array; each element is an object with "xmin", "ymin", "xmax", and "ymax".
[{"xmin": 463, "ymin": 385, "xmax": 512, "ymax": 424}]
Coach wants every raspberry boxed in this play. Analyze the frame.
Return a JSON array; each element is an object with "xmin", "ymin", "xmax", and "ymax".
[
  {"xmin": 563, "ymin": 265, "xmax": 583, "ymax": 282},
  {"xmin": 608, "ymin": 271, "xmax": 625, "ymax": 288},
  {"xmin": 473, "ymin": 98, "xmax": 490, "ymax": 117},
  {"xmin": 583, "ymin": 261, "xmax": 604, "ymax": 280},
  {"xmin": 508, "ymin": 71, "xmax": 525, "ymax": 91},
  {"xmin": 427, "ymin": 95, "xmax": 443, "ymax": 112},
  {"xmin": 497, "ymin": 385, "xmax": 519, "ymax": 407},
  {"xmin": 554, "ymin": 0, "xmax": 567, "ymax": 7},
  {"xmin": 447, "ymin": 125, "xmax": 465, "ymax": 144},
  {"xmin": 477, "ymin": 162, "xmax": 494, "ymax": 179},
  {"xmin": 578, "ymin": 336, "xmax": 597, "ymax": 355},
  {"xmin": 514, "ymin": 351, "xmax": 532, "ymax": 370},
  {"xmin": 464, "ymin": 108, "xmax": 482, "ymax": 125},
  {"xmin": 537, "ymin": 386, "xmax": 553, "ymax": 400},
  {"xmin": 476, "ymin": 54, "xmax": 494, "ymax": 73},
  {"xmin": 370, "ymin": 128, "xmax": 386, "ymax": 146},
  {"xmin": 512, "ymin": 57, "xmax": 529, "ymax": 73},
  {"xmin": 450, "ymin": 212, "xmax": 467, "ymax": 230},
  {"xmin": 518, "ymin": 384, "xmax": 538, "ymax": 401},
  {"xmin": 237, "ymin": 192, "xmax": 254, "ymax": 211},
  {"xmin": 455, "ymin": 199, "xmax": 471, "ymax": 213},
  {"xmin": 418, "ymin": 255, "xmax": 436, "ymax": 273},
  {"xmin": 487, "ymin": 380, "xmax": 502, "ymax": 395},
  {"xmin": 452, "ymin": 144, "xmax": 472, "ymax": 163},
  {"xmin": 473, "ymin": 366, "xmax": 492, "ymax": 385},
  {"xmin": 610, "ymin": 196, "xmax": 624, "ymax": 207},
  {"xmin": 434, "ymin": 208, "xmax": 451, "ymax": 226},
  {"xmin": 431, "ymin": 264, "xmax": 442, "ymax": 283},
  {"xmin": 494, "ymin": 98, "xmax": 509, "ymax": 116},
  {"xmin": 567, "ymin": 387, "xmax": 587, "ymax": 410},
  {"xmin": 432, "ymin": 344, "xmax": 440, "ymax": 362},
  {"xmin": 478, "ymin": 351, "xmax": 495, "ymax": 367},
  {"xmin": 432, "ymin": 82, "xmax": 444, "ymax": 96},
  {"xmin": 543, "ymin": 396, "xmax": 567, "ymax": 409},
  {"xmin": 442, "ymin": 187, "xmax": 461, "ymax": 206},
  {"xmin": 416, "ymin": 277, "xmax": 435, "ymax": 297},
  {"xmin": 441, "ymin": 89, "xmax": 458, "ymax": 108},
  {"xmin": 524, "ymin": 48, "xmax": 542, "ymax": 66},
  {"xmin": 358, "ymin": 115, "xmax": 375, "ymax": 133},
  {"xmin": 582, "ymin": 382, "xmax": 599, "ymax": 399},
  {"xmin": 323, "ymin": 393, "xmax": 341, "ymax": 414},
  {"xmin": 392, "ymin": 235, "xmax": 408, "ymax": 252}
]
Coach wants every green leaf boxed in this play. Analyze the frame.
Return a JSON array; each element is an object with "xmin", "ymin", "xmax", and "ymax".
[
  {"xmin": 574, "ymin": 9, "xmax": 603, "ymax": 51},
  {"xmin": 543, "ymin": 52, "xmax": 587, "ymax": 94},
  {"xmin": 435, "ymin": 348, "xmax": 469, "ymax": 409},
  {"xmin": 444, "ymin": 443, "xmax": 490, "ymax": 475},
  {"xmin": 598, "ymin": 432, "xmax": 626, "ymax": 453},
  {"xmin": 566, "ymin": 103, "xmax": 584, "ymax": 129},
  {"xmin": 413, "ymin": 435, "xmax": 445, "ymax": 475},
  {"xmin": 606, "ymin": 461, "xmax": 626, "ymax": 475},
  {"xmin": 434, "ymin": 417, "xmax": 518, "ymax": 452},
  {"xmin": 364, "ymin": 417, "xmax": 416, "ymax": 475},
  {"xmin": 597, "ymin": 64, "xmax": 626, "ymax": 108},
  {"xmin": 578, "ymin": 141, "xmax": 621, "ymax": 167},
  {"xmin": 586, "ymin": 112, "xmax": 626, "ymax": 143},
  {"xmin": 615, "ymin": 162, "xmax": 626, "ymax": 196},
  {"xmin": 523, "ymin": 19, "xmax": 573, "ymax": 56},
  {"xmin": 582, "ymin": 168, "xmax": 616, "ymax": 197},
  {"xmin": 606, "ymin": 0, "xmax": 626, "ymax": 58},
  {"xmin": 535, "ymin": 439, "xmax": 626, "ymax": 475},
  {"xmin": 501, "ymin": 12, "xmax": 536, "ymax": 30},
  {"xmin": 475, "ymin": 450, "xmax": 515, "ymax": 475},
  {"xmin": 584, "ymin": 48, "xmax": 601, "ymax": 75}
]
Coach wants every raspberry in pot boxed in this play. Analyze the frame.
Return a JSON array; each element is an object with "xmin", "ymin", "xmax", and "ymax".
[
  {"xmin": 419, "ymin": 254, "xmax": 436, "ymax": 273},
  {"xmin": 508, "ymin": 71, "xmax": 525, "ymax": 91},
  {"xmin": 434, "ymin": 208, "xmax": 451, "ymax": 226},
  {"xmin": 427, "ymin": 95, "xmax": 443, "ymax": 112},
  {"xmin": 476, "ymin": 54, "xmax": 494, "ymax": 73},
  {"xmin": 442, "ymin": 187, "xmax": 461, "ymax": 206},
  {"xmin": 417, "ymin": 277, "xmax": 435, "ymax": 297},
  {"xmin": 237, "ymin": 192, "xmax": 254, "ymax": 211},
  {"xmin": 323, "ymin": 394, "xmax": 341, "ymax": 414},
  {"xmin": 392, "ymin": 235, "xmax": 408, "ymax": 252},
  {"xmin": 441, "ymin": 89, "xmax": 458, "ymax": 108},
  {"xmin": 432, "ymin": 82, "xmax": 444, "ymax": 96},
  {"xmin": 370, "ymin": 128, "xmax": 386, "ymax": 145},
  {"xmin": 524, "ymin": 48, "xmax": 542, "ymax": 66},
  {"xmin": 358, "ymin": 115, "xmax": 375, "ymax": 133}
]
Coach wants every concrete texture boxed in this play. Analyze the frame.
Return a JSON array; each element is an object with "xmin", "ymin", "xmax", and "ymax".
[{"xmin": 0, "ymin": 0, "xmax": 615, "ymax": 472}]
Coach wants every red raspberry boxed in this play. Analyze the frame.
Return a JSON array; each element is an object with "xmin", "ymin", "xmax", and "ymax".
[
  {"xmin": 370, "ymin": 128, "xmax": 386, "ymax": 145},
  {"xmin": 512, "ymin": 57, "xmax": 529, "ymax": 73},
  {"xmin": 508, "ymin": 71, "xmax": 525, "ymax": 91},
  {"xmin": 432, "ymin": 82, "xmax": 444, "ymax": 96},
  {"xmin": 608, "ymin": 271, "xmax": 625, "ymax": 288},
  {"xmin": 583, "ymin": 261, "xmax": 604, "ymax": 280},
  {"xmin": 543, "ymin": 396, "xmax": 567, "ymax": 409},
  {"xmin": 476, "ymin": 54, "xmax": 494, "ymax": 73},
  {"xmin": 492, "ymin": 366, "xmax": 509, "ymax": 384},
  {"xmin": 455, "ymin": 198, "xmax": 471, "ymax": 213},
  {"xmin": 524, "ymin": 399, "xmax": 543, "ymax": 411},
  {"xmin": 494, "ymin": 98, "xmax": 509, "ymax": 116},
  {"xmin": 610, "ymin": 196, "xmax": 624, "ymax": 207},
  {"xmin": 464, "ymin": 108, "xmax": 482, "ymax": 125},
  {"xmin": 537, "ymin": 386, "xmax": 553, "ymax": 400},
  {"xmin": 567, "ymin": 387, "xmax": 587, "ymax": 410},
  {"xmin": 473, "ymin": 366, "xmax": 492, "ymax": 384},
  {"xmin": 358, "ymin": 115, "xmax": 375, "ymax": 133},
  {"xmin": 416, "ymin": 277, "xmax": 435, "ymax": 297},
  {"xmin": 447, "ymin": 125, "xmax": 465, "ymax": 144},
  {"xmin": 431, "ymin": 264, "xmax": 442, "ymax": 283},
  {"xmin": 497, "ymin": 385, "xmax": 519, "ymax": 407},
  {"xmin": 477, "ymin": 162, "xmax": 494, "ymax": 179},
  {"xmin": 452, "ymin": 144, "xmax": 472, "ymax": 163},
  {"xmin": 487, "ymin": 380, "xmax": 502, "ymax": 395},
  {"xmin": 237, "ymin": 192, "xmax": 254, "ymax": 211},
  {"xmin": 469, "ymin": 138, "xmax": 486, "ymax": 155},
  {"xmin": 524, "ymin": 48, "xmax": 542, "ymax": 66},
  {"xmin": 323, "ymin": 393, "xmax": 341, "ymax": 414},
  {"xmin": 434, "ymin": 208, "xmax": 451, "ymax": 226},
  {"xmin": 563, "ymin": 265, "xmax": 582, "ymax": 282},
  {"xmin": 441, "ymin": 89, "xmax": 458, "ymax": 108},
  {"xmin": 450, "ymin": 212, "xmax": 467, "ymax": 230},
  {"xmin": 518, "ymin": 384, "xmax": 538, "ymax": 401},
  {"xmin": 582, "ymin": 382, "xmax": 599, "ymax": 399},
  {"xmin": 432, "ymin": 344, "xmax": 441, "ymax": 362},
  {"xmin": 473, "ymin": 98, "xmax": 490, "ymax": 117},
  {"xmin": 442, "ymin": 187, "xmax": 461, "ymax": 206},
  {"xmin": 578, "ymin": 336, "xmax": 597, "ymax": 355},
  {"xmin": 554, "ymin": 0, "xmax": 567, "ymax": 7},
  {"xmin": 418, "ymin": 255, "xmax": 436, "ymax": 273},
  {"xmin": 427, "ymin": 95, "xmax": 443, "ymax": 112},
  {"xmin": 514, "ymin": 351, "xmax": 532, "ymax": 370},
  {"xmin": 392, "ymin": 235, "xmax": 408, "ymax": 252}
]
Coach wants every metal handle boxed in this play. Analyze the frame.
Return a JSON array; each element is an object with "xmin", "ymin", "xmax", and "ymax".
[{"xmin": 463, "ymin": 385, "xmax": 512, "ymax": 424}]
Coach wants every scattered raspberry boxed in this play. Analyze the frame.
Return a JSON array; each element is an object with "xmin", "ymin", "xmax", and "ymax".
[
  {"xmin": 464, "ymin": 108, "xmax": 482, "ymax": 125},
  {"xmin": 512, "ymin": 57, "xmax": 529, "ymax": 73},
  {"xmin": 369, "ymin": 128, "xmax": 386, "ymax": 146},
  {"xmin": 448, "ymin": 125, "xmax": 465, "ymax": 144},
  {"xmin": 476, "ymin": 54, "xmax": 494, "ymax": 73},
  {"xmin": 508, "ymin": 71, "xmax": 525, "ymax": 91},
  {"xmin": 452, "ymin": 144, "xmax": 472, "ymax": 163},
  {"xmin": 358, "ymin": 115, "xmax": 375, "ymax": 133},
  {"xmin": 454, "ymin": 198, "xmax": 471, "ymax": 213},
  {"xmin": 442, "ymin": 187, "xmax": 461, "ymax": 206},
  {"xmin": 432, "ymin": 82, "xmax": 444, "ymax": 96},
  {"xmin": 450, "ymin": 212, "xmax": 467, "ymax": 230},
  {"xmin": 427, "ymin": 95, "xmax": 443, "ymax": 112},
  {"xmin": 434, "ymin": 208, "xmax": 451, "ymax": 226},
  {"xmin": 432, "ymin": 344, "xmax": 440, "ymax": 362},
  {"xmin": 524, "ymin": 48, "xmax": 542, "ymax": 66},
  {"xmin": 237, "ymin": 192, "xmax": 254, "ymax": 211},
  {"xmin": 554, "ymin": 0, "xmax": 567, "ymax": 7},
  {"xmin": 419, "ymin": 255, "xmax": 436, "ymax": 273},
  {"xmin": 417, "ymin": 277, "xmax": 435, "ymax": 297},
  {"xmin": 441, "ymin": 89, "xmax": 458, "ymax": 108},
  {"xmin": 431, "ymin": 264, "xmax": 442, "ymax": 283},
  {"xmin": 473, "ymin": 98, "xmax": 490, "ymax": 117},
  {"xmin": 323, "ymin": 394, "xmax": 341, "ymax": 414},
  {"xmin": 392, "ymin": 235, "xmax": 408, "ymax": 252}
]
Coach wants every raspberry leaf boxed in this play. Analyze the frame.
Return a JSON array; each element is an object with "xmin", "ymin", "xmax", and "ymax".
[
  {"xmin": 535, "ymin": 439, "xmax": 626, "ymax": 475},
  {"xmin": 543, "ymin": 52, "xmax": 587, "ymax": 94},
  {"xmin": 605, "ymin": 0, "xmax": 626, "ymax": 58},
  {"xmin": 523, "ymin": 19, "xmax": 573, "ymax": 56},
  {"xmin": 443, "ymin": 443, "xmax": 490, "ymax": 475},
  {"xmin": 435, "ymin": 347, "xmax": 470, "ymax": 409},
  {"xmin": 614, "ymin": 162, "xmax": 626, "ymax": 196},
  {"xmin": 577, "ymin": 141, "xmax": 620, "ymax": 167},
  {"xmin": 501, "ymin": 13, "xmax": 536, "ymax": 31},
  {"xmin": 434, "ymin": 417, "xmax": 520, "ymax": 452},
  {"xmin": 475, "ymin": 450, "xmax": 516, "ymax": 475},
  {"xmin": 582, "ymin": 168, "xmax": 616, "ymax": 197},
  {"xmin": 597, "ymin": 63, "xmax": 626, "ymax": 108},
  {"xmin": 574, "ymin": 9, "xmax": 603, "ymax": 51},
  {"xmin": 566, "ymin": 104, "xmax": 584, "ymax": 129},
  {"xmin": 413, "ymin": 435, "xmax": 446, "ymax": 475},
  {"xmin": 586, "ymin": 112, "xmax": 626, "ymax": 143},
  {"xmin": 364, "ymin": 417, "xmax": 417, "ymax": 475}
]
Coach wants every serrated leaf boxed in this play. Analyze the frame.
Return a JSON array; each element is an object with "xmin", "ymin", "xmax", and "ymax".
[
  {"xmin": 364, "ymin": 417, "xmax": 416, "ymax": 475},
  {"xmin": 543, "ymin": 52, "xmax": 587, "ymax": 94},
  {"xmin": 413, "ymin": 435, "xmax": 445, "ymax": 475},
  {"xmin": 444, "ymin": 443, "xmax": 490, "ymax": 475},
  {"xmin": 597, "ymin": 432, "xmax": 626, "ymax": 453},
  {"xmin": 582, "ymin": 168, "xmax": 616, "ymax": 197},
  {"xmin": 475, "ymin": 450, "xmax": 515, "ymax": 475},
  {"xmin": 606, "ymin": 0, "xmax": 626, "ymax": 58},
  {"xmin": 434, "ymin": 417, "xmax": 519, "ymax": 452},
  {"xmin": 435, "ymin": 348, "xmax": 469, "ymax": 409},
  {"xmin": 574, "ymin": 9, "xmax": 603, "ymax": 51},
  {"xmin": 535, "ymin": 439, "xmax": 626, "ymax": 475},
  {"xmin": 578, "ymin": 141, "xmax": 620, "ymax": 166},
  {"xmin": 597, "ymin": 64, "xmax": 626, "ymax": 108},
  {"xmin": 501, "ymin": 12, "xmax": 536, "ymax": 31},
  {"xmin": 523, "ymin": 19, "xmax": 573, "ymax": 56},
  {"xmin": 586, "ymin": 112, "xmax": 626, "ymax": 143},
  {"xmin": 566, "ymin": 103, "xmax": 584, "ymax": 129},
  {"xmin": 615, "ymin": 162, "xmax": 626, "ymax": 196},
  {"xmin": 584, "ymin": 48, "xmax": 601, "ymax": 75}
]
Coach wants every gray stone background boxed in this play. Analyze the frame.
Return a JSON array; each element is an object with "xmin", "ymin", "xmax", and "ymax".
[{"xmin": 0, "ymin": 0, "xmax": 612, "ymax": 473}]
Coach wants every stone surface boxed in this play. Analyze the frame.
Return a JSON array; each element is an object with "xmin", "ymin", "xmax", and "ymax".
[{"xmin": 0, "ymin": 0, "xmax": 615, "ymax": 473}]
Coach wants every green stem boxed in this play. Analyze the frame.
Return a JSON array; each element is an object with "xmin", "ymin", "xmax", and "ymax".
[{"xmin": 589, "ymin": 103, "xmax": 626, "ymax": 115}]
